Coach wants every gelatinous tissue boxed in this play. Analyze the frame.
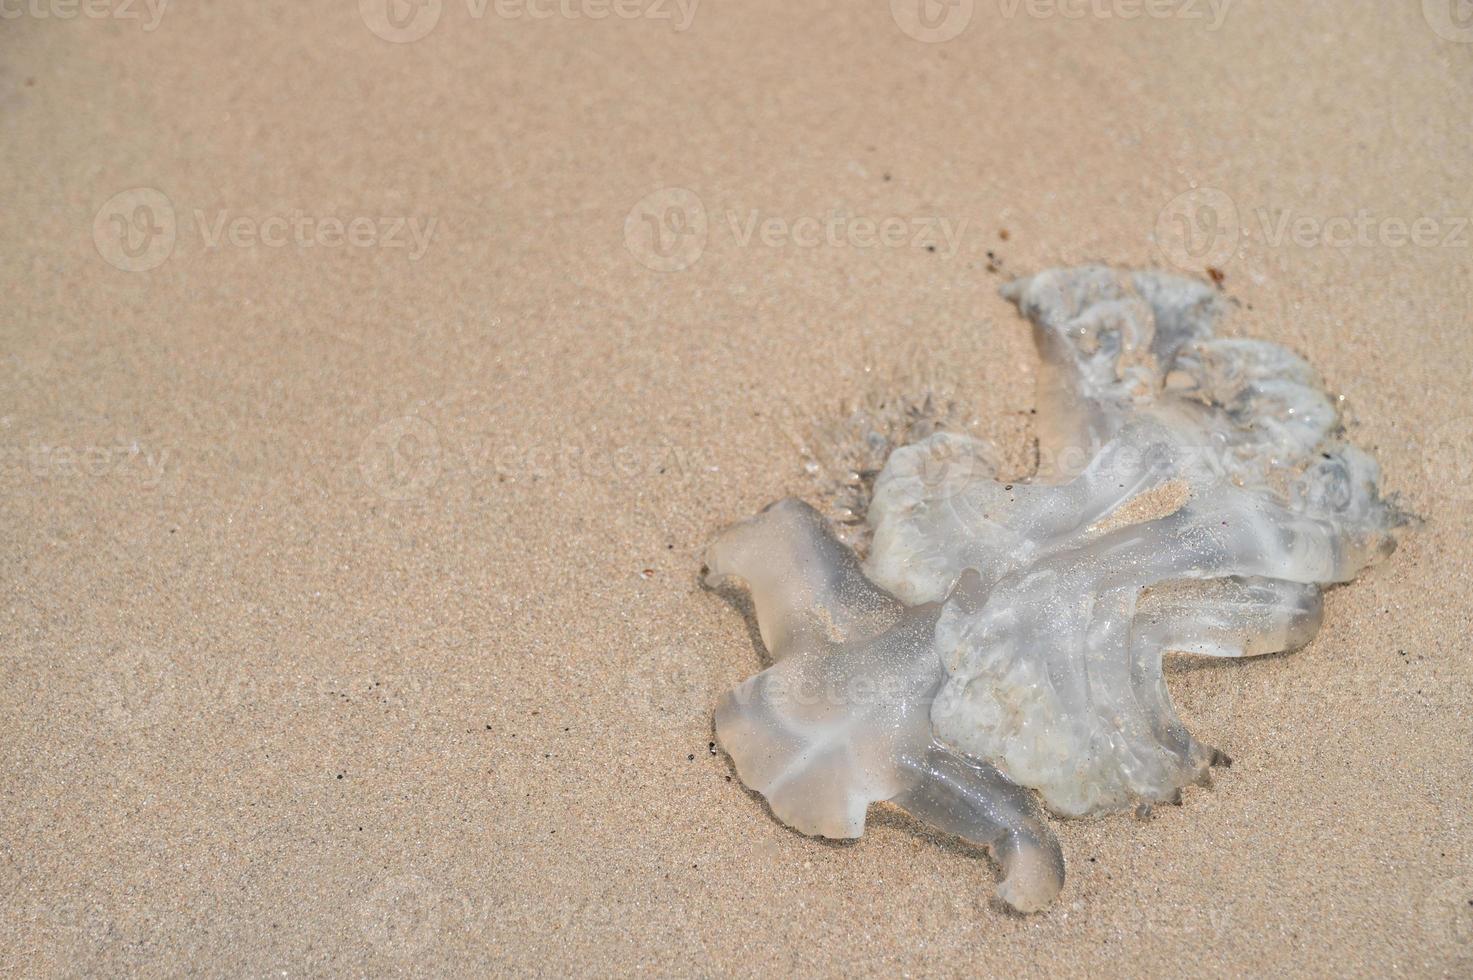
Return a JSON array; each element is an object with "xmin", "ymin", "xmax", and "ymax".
[{"xmin": 702, "ymin": 266, "xmax": 1401, "ymax": 913}]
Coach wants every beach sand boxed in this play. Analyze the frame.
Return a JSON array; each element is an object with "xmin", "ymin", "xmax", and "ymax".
[{"xmin": 2, "ymin": 0, "xmax": 1471, "ymax": 975}]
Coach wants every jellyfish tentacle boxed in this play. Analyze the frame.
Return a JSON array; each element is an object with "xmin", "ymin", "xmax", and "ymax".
[
  {"xmin": 890, "ymin": 743, "xmax": 1065, "ymax": 914},
  {"xmin": 703, "ymin": 497, "xmax": 903, "ymax": 659},
  {"xmin": 1136, "ymin": 576, "xmax": 1325, "ymax": 660}
]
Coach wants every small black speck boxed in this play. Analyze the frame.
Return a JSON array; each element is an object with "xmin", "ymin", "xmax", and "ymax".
[
  {"xmin": 1004, "ymin": 485, "xmax": 1012, "ymax": 491},
  {"xmin": 882, "ymin": 173, "xmax": 892, "ymax": 181},
  {"xmin": 1089, "ymin": 857, "xmax": 1097, "ymax": 862},
  {"xmin": 687, "ymin": 753, "xmax": 695, "ymax": 761},
  {"xmin": 336, "ymin": 774, "xmax": 343, "ymax": 780},
  {"xmin": 725, "ymin": 775, "xmax": 732, "ymax": 781},
  {"xmin": 486, "ymin": 724, "xmax": 492, "ymax": 730},
  {"xmin": 926, "ymin": 244, "xmax": 936, "ymax": 253}
]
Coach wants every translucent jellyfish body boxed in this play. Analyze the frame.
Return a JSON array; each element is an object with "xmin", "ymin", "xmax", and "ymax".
[{"xmin": 704, "ymin": 267, "xmax": 1400, "ymax": 912}]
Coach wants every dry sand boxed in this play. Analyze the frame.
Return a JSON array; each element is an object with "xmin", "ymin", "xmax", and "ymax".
[{"xmin": 3, "ymin": 0, "xmax": 1471, "ymax": 975}]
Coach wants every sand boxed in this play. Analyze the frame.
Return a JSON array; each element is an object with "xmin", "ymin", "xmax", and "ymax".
[{"xmin": 2, "ymin": 0, "xmax": 1471, "ymax": 975}]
